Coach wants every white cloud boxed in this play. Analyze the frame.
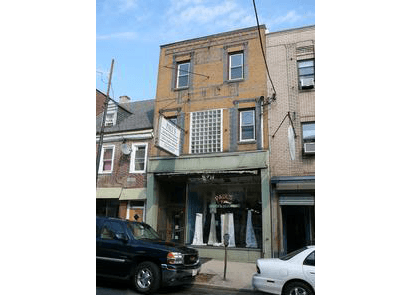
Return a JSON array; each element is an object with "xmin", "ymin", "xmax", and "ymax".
[
  {"xmin": 272, "ymin": 10, "xmax": 303, "ymax": 25},
  {"xmin": 118, "ymin": 0, "xmax": 139, "ymax": 13},
  {"xmin": 96, "ymin": 32, "xmax": 138, "ymax": 40},
  {"xmin": 166, "ymin": 0, "xmax": 254, "ymax": 30}
]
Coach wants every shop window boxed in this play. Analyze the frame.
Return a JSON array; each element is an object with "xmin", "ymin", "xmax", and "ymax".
[
  {"xmin": 176, "ymin": 61, "xmax": 190, "ymax": 88},
  {"xmin": 129, "ymin": 143, "xmax": 148, "ymax": 173},
  {"xmin": 240, "ymin": 109, "xmax": 255, "ymax": 141},
  {"xmin": 187, "ymin": 181, "xmax": 262, "ymax": 249},
  {"xmin": 298, "ymin": 59, "xmax": 315, "ymax": 89},
  {"xmin": 99, "ymin": 145, "xmax": 115, "ymax": 174},
  {"xmin": 190, "ymin": 109, "xmax": 222, "ymax": 154}
]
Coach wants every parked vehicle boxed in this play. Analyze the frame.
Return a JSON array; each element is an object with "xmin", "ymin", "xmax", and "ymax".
[
  {"xmin": 252, "ymin": 246, "xmax": 315, "ymax": 295},
  {"xmin": 96, "ymin": 216, "xmax": 201, "ymax": 294}
]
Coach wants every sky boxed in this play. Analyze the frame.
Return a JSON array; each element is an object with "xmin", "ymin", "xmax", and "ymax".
[{"xmin": 96, "ymin": 0, "xmax": 315, "ymax": 102}]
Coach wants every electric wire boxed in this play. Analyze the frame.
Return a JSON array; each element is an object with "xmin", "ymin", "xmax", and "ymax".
[{"xmin": 252, "ymin": 0, "xmax": 277, "ymax": 99}]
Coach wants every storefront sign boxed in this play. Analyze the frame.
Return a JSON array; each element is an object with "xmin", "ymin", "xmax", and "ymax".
[{"xmin": 158, "ymin": 116, "xmax": 181, "ymax": 156}]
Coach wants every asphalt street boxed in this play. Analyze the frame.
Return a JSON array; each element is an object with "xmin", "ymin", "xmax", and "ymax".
[{"xmin": 96, "ymin": 278, "xmax": 265, "ymax": 295}]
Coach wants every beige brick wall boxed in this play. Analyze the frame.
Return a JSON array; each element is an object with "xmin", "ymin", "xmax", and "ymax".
[
  {"xmin": 151, "ymin": 26, "xmax": 269, "ymax": 157},
  {"xmin": 266, "ymin": 26, "xmax": 315, "ymax": 177}
]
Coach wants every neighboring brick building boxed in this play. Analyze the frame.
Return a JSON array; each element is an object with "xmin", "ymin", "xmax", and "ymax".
[
  {"xmin": 96, "ymin": 89, "xmax": 107, "ymax": 116},
  {"xmin": 146, "ymin": 26, "xmax": 272, "ymax": 262},
  {"xmin": 266, "ymin": 26, "xmax": 315, "ymax": 256},
  {"xmin": 96, "ymin": 94, "xmax": 155, "ymax": 222}
]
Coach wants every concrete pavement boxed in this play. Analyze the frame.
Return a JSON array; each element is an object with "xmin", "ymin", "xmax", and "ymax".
[{"xmin": 194, "ymin": 258, "xmax": 257, "ymax": 291}]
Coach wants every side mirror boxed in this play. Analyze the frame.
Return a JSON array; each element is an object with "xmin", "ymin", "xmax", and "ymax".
[{"xmin": 114, "ymin": 233, "xmax": 129, "ymax": 242}]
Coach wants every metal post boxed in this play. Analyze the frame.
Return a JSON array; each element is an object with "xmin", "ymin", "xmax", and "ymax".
[{"xmin": 223, "ymin": 233, "xmax": 229, "ymax": 280}]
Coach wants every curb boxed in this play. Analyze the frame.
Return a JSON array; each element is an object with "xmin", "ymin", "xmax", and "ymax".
[{"xmin": 193, "ymin": 281, "xmax": 254, "ymax": 292}]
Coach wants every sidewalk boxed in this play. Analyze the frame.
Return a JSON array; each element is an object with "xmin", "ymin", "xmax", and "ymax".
[{"xmin": 194, "ymin": 258, "xmax": 256, "ymax": 291}]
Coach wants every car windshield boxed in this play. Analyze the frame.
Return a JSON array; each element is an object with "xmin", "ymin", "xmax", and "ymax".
[
  {"xmin": 127, "ymin": 222, "xmax": 161, "ymax": 240},
  {"xmin": 279, "ymin": 247, "xmax": 308, "ymax": 261}
]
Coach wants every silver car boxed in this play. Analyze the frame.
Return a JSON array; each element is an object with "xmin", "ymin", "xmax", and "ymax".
[{"xmin": 252, "ymin": 246, "xmax": 315, "ymax": 295}]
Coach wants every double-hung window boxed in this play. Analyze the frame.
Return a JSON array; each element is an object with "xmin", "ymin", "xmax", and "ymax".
[
  {"xmin": 190, "ymin": 109, "xmax": 222, "ymax": 154},
  {"xmin": 99, "ymin": 145, "xmax": 115, "ymax": 174},
  {"xmin": 130, "ymin": 143, "xmax": 148, "ymax": 173},
  {"xmin": 298, "ymin": 59, "xmax": 315, "ymax": 89},
  {"xmin": 240, "ymin": 109, "xmax": 255, "ymax": 141},
  {"xmin": 176, "ymin": 62, "xmax": 190, "ymax": 88},
  {"xmin": 302, "ymin": 122, "xmax": 315, "ymax": 154},
  {"xmin": 229, "ymin": 52, "xmax": 244, "ymax": 80}
]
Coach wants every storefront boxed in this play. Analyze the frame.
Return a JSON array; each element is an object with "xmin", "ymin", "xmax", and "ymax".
[
  {"xmin": 146, "ymin": 150, "xmax": 272, "ymax": 262},
  {"xmin": 96, "ymin": 188, "xmax": 147, "ymax": 222},
  {"xmin": 271, "ymin": 176, "xmax": 315, "ymax": 256}
]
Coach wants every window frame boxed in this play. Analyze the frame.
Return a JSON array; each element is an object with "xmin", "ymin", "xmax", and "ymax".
[
  {"xmin": 302, "ymin": 122, "xmax": 315, "ymax": 143},
  {"xmin": 239, "ymin": 109, "xmax": 256, "ymax": 142},
  {"xmin": 176, "ymin": 61, "xmax": 190, "ymax": 89},
  {"xmin": 99, "ymin": 145, "xmax": 115, "ymax": 174},
  {"xmin": 229, "ymin": 52, "xmax": 244, "ymax": 81},
  {"xmin": 129, "ymin": 142, "xmax": 148, "ymax": 173},
  {"xmin": 298, "ymin": 59, "xmax": 315, "ymax": 90}
]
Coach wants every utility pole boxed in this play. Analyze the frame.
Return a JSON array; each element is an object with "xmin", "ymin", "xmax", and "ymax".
[{"xmin": 96, "ymin": 59, "xmax": 115, "ymax": 186}]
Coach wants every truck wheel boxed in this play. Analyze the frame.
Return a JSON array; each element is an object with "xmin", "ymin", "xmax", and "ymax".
[{"xmin": 132, "ymin": 261, "xmax": 160, "ymax": 294}]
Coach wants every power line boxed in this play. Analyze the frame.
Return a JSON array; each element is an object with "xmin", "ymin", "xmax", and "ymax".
[
  {"xmin": 252, "ymin": 0, "xmax": 277, "ymax": 99},
  {"xmin": 163, "ymin": 65, "xmax": 210, "ymax": 79}
]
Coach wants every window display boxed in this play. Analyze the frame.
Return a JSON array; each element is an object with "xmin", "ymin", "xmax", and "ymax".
[{"xmin": 187, "ymin": 181, "xmax": 262, "ymax": 249}]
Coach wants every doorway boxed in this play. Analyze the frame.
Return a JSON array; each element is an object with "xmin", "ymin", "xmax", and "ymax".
[{"xmin": 282, "ymin": 206, "xmax": 314, "ymax": 253}]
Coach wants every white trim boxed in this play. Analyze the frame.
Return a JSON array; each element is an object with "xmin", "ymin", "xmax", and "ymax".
[
  {"xmin": 129, "ymin": 142, "xmax": 148, "ymax": 173},
  {"xmin": 176, "ymin": 62, "xmax": 190, "ymax": 88},
  {"xmin": 99, "ymin": 145, "xmax": 115, "ymax": 174},
  {"xmin": 239, "ymin": 109, "xmax": 256, "ymax": 142},
  {"xmin": 229, "ymin": 52, "xmax": 244, "ymax": 80}
]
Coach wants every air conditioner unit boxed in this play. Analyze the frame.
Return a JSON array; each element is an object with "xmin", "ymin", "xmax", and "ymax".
[
  {"xmin": 301, "ymin": 78, "xmax": 315, "ymax": 88},
  {"xmin": 304, "ymin": 142, "xmax": 315, "ymax": 154},
  {"xmin": 105, "ymin": 119, "xmax": 114, "ymax": 126}
]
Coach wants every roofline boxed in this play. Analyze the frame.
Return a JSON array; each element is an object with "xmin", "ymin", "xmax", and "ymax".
[
  {"xmin": 266, "ymin": 25, "xmax": 315, "ymax": 36},
  {"xmin": 160, "ymin": 25, "xmax": 266, "ymax": 48}
]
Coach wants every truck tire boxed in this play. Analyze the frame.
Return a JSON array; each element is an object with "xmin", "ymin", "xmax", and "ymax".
[{"xmin": 131, "ymin": 261, "xmax": 160, "ymax": 294}]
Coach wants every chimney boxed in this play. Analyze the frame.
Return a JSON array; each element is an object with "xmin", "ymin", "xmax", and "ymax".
[{"xmin": 119, "ymin": 95, "xmax": 131, "ymax": 104}]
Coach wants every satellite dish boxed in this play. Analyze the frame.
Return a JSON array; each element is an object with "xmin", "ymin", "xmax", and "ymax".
[{"xmin": 121, "ymin": 143, "xmax": 131, "ymax": 155}]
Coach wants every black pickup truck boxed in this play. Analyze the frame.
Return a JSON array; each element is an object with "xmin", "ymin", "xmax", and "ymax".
[{"xmin": 96, "ymin": 216, "xmax": 201, "ymax": 294}]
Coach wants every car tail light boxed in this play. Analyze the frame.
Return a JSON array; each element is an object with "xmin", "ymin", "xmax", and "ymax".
[{"xmin": 256, "ymin": 265, "xmax": 260, "ymax": 274}]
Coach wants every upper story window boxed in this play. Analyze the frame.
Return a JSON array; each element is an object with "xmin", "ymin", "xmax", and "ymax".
[
  {"xmin": 240, "ymin": 109, "xmax": 255, "ymax": 142},
  {"xmin": 190, "ymin": 109, "xmax": 222, "ymax": 154},
  {"xmin": 229, "ymin": 52, "xmax": 244, "ymax": 80},
  {"xmin": 99, "ymin": 145, "xmax": 115, "ymax": 174},
  {"xmin": 130, "ymin": 143, "xmax": 148, "ymax": 173},
  {"xmin": 176, "ymin": 62, "xmax": 190, "ymax": 88},
  {"xmin": 302, "ymin": 122, "xmax": 315, "ymax": 154},
  {"xmin": 105, "ymin": 100, "xmax": 118, "ymax": 126},
  {"xmin": 298, "ymin": 59, "xmax": 315, "ymax": 89}
]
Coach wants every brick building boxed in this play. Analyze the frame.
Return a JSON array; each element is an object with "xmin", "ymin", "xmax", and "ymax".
[
  {"xmin": 266, "ymin": 26, "xmax": 315, "ymax": 256},
  {"xmin": 146, "ymin": 26, "xmax": 272, "ymax": 261},
  {"xmin": 96, "ymin": 89, "xmax": 107, "ymax": 116},
  {"xmin": 96, "ymin": 93, "xmax": 155, "ymax": 222}
]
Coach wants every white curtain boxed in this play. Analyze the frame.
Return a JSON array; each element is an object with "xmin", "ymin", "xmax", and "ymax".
[
  {"xmin": 192, "ymin": 213, "xmax": 206, "ymax": 245},
  {"xmin": 207, "ymin": 212, "xmax": 217, "ymax": 245},
  {"xmin": 246, "ymin": 210, "xmax": 258, "ymax": 248},
  {"xmin": 227, "ymin": 213, "xmax": 236, "ymax": 247}
]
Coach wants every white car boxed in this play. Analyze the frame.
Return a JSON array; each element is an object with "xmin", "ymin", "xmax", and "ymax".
[{"xmin": 252, "ymin": 246, "xmax": 315, "ymax": 295}]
